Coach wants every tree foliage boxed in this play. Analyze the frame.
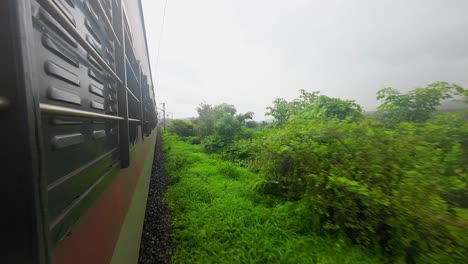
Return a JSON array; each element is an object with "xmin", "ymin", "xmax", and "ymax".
[
  {"xmin": 194, "ymin": 102, "xmax": 216, "ymax": 137},
  {"xmin": 253, "ymin": 116, "xmax": 468, "ymax": 263},
  {"xmin": 266, "ymin": 90, "xmax": 363, "ymax": 125},
  {"xmin": 376, "ymin": 82, "xmax": 465, "ymax": 123},
  {"xmin": 265, "ymin": 90, "xmax": 319, "ymax": 125},
  {"xmin": 174, "ymin": 102, "xmax": 258, "ymax": 154},
  {"xmin": 167, "ymin": 119, "xmax": 194, "ymax": 137},
  {"xmin": 166, "ymin": 83, "xmax": 468, "ymax": 263}
]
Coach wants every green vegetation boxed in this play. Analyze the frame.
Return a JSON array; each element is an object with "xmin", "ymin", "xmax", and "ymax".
[
  {"xmin": 165, "ymin": 81, "xmax": 468, "ymax": 263},
  {"xmin": 376, "ymin": 82, "xmax": 464, "ymax": 123},
  {"xmin": 164, "ymin": 134, "xmax": 381, "ymax": 263},
  {"xmin": 168, "ymin": 119, "xmax": 195, "ymax": 137}
]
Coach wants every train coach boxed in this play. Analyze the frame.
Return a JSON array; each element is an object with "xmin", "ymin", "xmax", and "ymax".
[{"xmin": 1, "ymin": 0, "xmax": 158, "ymax": 263}]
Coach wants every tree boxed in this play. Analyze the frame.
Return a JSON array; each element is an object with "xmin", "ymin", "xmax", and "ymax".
[
  {"xmin": 265, "ymin": 98, "xmax": 291, "ymax": 125},
  {"xmin": 195, "ymin": 102, "xmax": 240, "ymax": 137},
  {"xmin": 266, "ymin": 90, "xmax": 362, "ymax": 125},
  {"xmin": 299, "ymin": 95, "xmax": 363, "ymax": 121},
  {"xmin": 168, "ymin": 119, "xmax": 194, "ymax": 137},
  {"xmin": 195, "ymin": 102, "xmax": 216, "ymax": 137},
  {"xmin": 213, "ymin": 103, "xmax": 237, "ymax": 118},
  {"xmin": 236, "ymin": 111, "xmax": 254, "ymax": 124},
  {"xmin": 215, "ymin": 113, "xmax": 242, "ymax": 142},
  {"xmin": 376, "ymin": 82, "xmax": 465, "ymax": 123},
  {"xmin": 266, "ymin": 90, "xmax": 320, "ymax": 125},
  {"xmin": 245, "ymin": 120, "xmax": 258, "ymax": 129}
]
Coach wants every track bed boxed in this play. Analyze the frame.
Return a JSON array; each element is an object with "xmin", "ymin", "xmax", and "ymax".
[{"xmin": 139, "ymin": 131, "xmax": 174, "ymax": 264}]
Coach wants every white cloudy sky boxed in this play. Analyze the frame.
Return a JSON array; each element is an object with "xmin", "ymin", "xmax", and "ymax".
[{"xmin": 141, "ymin": 0, "xmax": 468, "ymax": 119}]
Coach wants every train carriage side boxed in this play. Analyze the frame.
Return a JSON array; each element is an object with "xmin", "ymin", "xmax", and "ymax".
[{"xmin": 1, "ymin": 0, "xmax": 158, "ymax": 263}]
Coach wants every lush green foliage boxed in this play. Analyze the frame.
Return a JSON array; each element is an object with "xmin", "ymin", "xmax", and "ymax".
[
  {"xmin": 168, "ymin": 119, "xmax": 195, "ymax": 137},
  {"xmin": 376, "ymin": 82, "xmax": 464, "ymax": 123},
  {"xmin": 164, "ymin": 134, "xmax": 381, "ymax": 263},
  {"xmin": 165, "ymin": 82, "xmax": 468, "ymax": 263},
  {"xmin": 193, "ymin": 102, "xmax": 239, "ymax": 138},
  {"xmin": 252, "ymin": 115, "xmax": 468, "ymax": 263},
  {"xmin": 184, "ymin": 102, "xmax": 259, "ymax": 156},
  {"xmin": 266, "ymin": 90, "xmax": 363, "ymax": 125}
]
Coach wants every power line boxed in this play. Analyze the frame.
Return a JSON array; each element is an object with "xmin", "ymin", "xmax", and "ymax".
[
  {"xmin": 153, "ymin": 0, "xmax": 169, "ymax": 117},
  {"xmin": 154, "ymin": 0, "xmax": 169, "ymax": 77}
]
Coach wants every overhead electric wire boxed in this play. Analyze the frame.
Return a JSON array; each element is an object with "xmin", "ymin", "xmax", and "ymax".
[{"xmin": 154, "ymin": 0, "xmax": 169, "ymax": 82}]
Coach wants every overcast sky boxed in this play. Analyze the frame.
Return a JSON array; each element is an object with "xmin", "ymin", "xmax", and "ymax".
[{"xmin": 141, "ymin": 0, "xmax": 468, "ymax": 120}]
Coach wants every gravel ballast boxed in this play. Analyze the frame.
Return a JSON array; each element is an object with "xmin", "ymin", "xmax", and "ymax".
[{"xmin": 139, "ymin": 131, "xmax": 174, "ymax": 264}]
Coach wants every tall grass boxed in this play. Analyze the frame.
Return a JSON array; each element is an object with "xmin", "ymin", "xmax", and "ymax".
[{"xmin": 163, "ymin": 134, "xmax": 382, "ymax": 263}]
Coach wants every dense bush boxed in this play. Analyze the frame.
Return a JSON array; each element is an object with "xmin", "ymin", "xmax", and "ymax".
[
  {"xmin": 266, "ymin": 90, "xmax": 363, "ymax": 126},
  {"xmin": 163, "ymin": 134, "xmax": 381, "ymax": 263},
  {"xmin": 171, "ymin": 102, "xmax": 258, "ymax": 157},
  {"xmin": 165, "ymin": 83, "xmax": 468, "ymax": 263},
  {"xmin": 250, "ymin": 86, "xmax": 468, "ymax": 263},
  {"xmin": 167, "ymin": 119, "xmax": 195, "ymax": 137},
  {"xmin": 252, "ymin": 115, "xmax": 467, "ymax": 263}
]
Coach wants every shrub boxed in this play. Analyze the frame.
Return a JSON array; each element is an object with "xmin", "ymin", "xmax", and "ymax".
[
  {"xmin": 251, "ymin": 115, "xmax": 468, "ymax": 263},
  {"xmin": 168, "ymin": 119, "xmax": 195, "ymax": 137}
]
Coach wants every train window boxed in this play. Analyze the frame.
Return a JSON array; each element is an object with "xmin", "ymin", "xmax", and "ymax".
[
  {"xmin": 128, "ymin": 90, "xmax": 140, "ymax": 146},
  {"xmin": 123, "ymin": 9, "xmax": 133, "ymax": 48},
  {"xmin": 129, "ymin": 121, "xmax": 137, "ymax": 145},
  {"xmin": 124, "ymin": 5, "xmax": 141, "ymax": 145},
  {"xmin": 126, "ymin": 58, "xmax": 141, "ymax": 146}
]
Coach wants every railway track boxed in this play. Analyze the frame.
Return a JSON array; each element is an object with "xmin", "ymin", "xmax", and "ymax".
[{"xmin": 139, "ymin": 130, "xmax": 174, "ymax": 263}]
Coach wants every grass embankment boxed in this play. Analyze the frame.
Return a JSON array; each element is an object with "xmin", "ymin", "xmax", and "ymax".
[{"xmin": 163, "ymin": 134, "xmax": 382, "ymax": 263}]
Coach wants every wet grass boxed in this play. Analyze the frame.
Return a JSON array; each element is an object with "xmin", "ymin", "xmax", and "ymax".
[{"xmin": 163, "ymin": 134, "xmax": 382, "ymax": 264}]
